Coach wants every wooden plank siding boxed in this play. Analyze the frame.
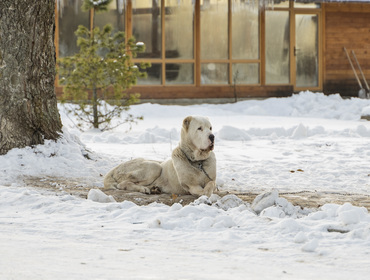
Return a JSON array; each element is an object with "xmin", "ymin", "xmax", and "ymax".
[
  {"xmin": 126, "ymin": 85, "xmax": 293, "ymax": 100},
  {"xmin": 323, "ymin": 3, "xmax": 370, "ymax": 96},
  {"xmin": 56, "ymin": 85, "xmax": 293, "ymax": 101}
]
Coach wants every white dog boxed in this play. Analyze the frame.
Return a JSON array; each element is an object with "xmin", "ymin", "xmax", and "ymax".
[{"xmin": 104, "ymin": 116, "xmax": 216, "ymax": 197}]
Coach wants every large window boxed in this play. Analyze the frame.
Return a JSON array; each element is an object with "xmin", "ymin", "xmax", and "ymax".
[
  {"xmin": 231, "ymin": 0, "xmax": 260, "ymax": 85},
  {"xmin": 58, "ymin": 0, "xmax": 89, "ymax": 57},
  {"xmin": 58, "ymin": 0, "xmax": 124, "ymax": 57},
  {"xmin": 265, "ymin": 0, "xmax": 321, "ymax": 89},
  {"xmin": 132, "ymin": 0, "xmax": 161, "ymax": 59},
  {"xmin": 165, "ymin": 0, "xmax": 194, "ymax": 85},
  {"xmin": 200, "ymin": 0, "xmax": 228, "ymax": 84},
  {"xmin": 265, "ymin": 10, "xmax": 290, "ymax": 84},
  {"xmin": 132, "ymin": 0, "xmax": 195, "ymax": 85},
  {"xmin": 57, "ymin": 0, "xmax": 321, "ymax": 91},
  {"xmin": 295, "ymin": 14, "xmax": 319, "ymax": 88},
  {"xmin": 200, "ymin": 0, "xmax": 260, "ymax": 85}
]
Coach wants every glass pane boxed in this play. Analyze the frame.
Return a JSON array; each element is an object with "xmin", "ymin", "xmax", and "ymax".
[
  {"xmin": 166, "ymin": 64, "xmax": 194, "ymax": 85},
  {"xmin": 201, "ymin": 0, "xmax": 228, "ymax": 59},
  {"xmin": 294, "ymin": 1, "xmax": 321, "ymax": 9},
  {"xmin": 132, "ymin": 0, "xmax": 162, "ymax": 58},
  {"xmin": 95, "ymin": 1, "xmax": 124, "ymax": 32},
  {"xmin": 137, "ymin": 64, "xmax": 162, "ymax": 85},
  {"xmin": 232, "ymin": 0, "xmax": 259, "ymax": 59},
  {"xmin": 165, "ymin": 0, "xmax": 194, "ymax": 59},
  {"xmin": 58, "ymin": 0, "xmax": 88, "ymax": 57},
  {"xmin": 265, "ymin": 11, "xmax": 290, "ymax": 84},
  {"xmin": 201, "ymin": 63, "xmax": 229, "ymax": 85},
  {"xmin": 232, "ymin": 64, "xmax": 259, "ymax": 85},
  {"xmin": 271, "ymin": 0, "xmax": 289, "ymax": 8},
  {"xmin": 295, "ymin": 14, "xmax": 318, "ymax": 87}
]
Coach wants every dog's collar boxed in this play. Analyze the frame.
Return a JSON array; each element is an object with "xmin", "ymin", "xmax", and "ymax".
[{"xmin": 180, "ymin": 148, "xmax": 213, "ymax": 181}]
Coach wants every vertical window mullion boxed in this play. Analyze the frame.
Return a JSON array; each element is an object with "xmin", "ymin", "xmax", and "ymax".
[
  {"xmin": 162, "ymin": 0, "xmax": 165, "ymax": 85},
  {"xmin": 195, "ymin": 0, "xmax": 201, "ymax": 86},
  {"xmin": 228, "ymin": 0, "xmax": 232, "ymax": 85}
]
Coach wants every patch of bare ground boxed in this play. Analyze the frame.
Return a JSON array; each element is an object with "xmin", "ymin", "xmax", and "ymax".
[{"xmin": 21, "ymin": 176, "xmax": 370, "ymax": 210}]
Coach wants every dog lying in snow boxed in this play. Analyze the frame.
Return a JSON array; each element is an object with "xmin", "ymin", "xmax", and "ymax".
[{"xmin": 103, "ymin": 116, "xmax": 216, "ymax": 197}]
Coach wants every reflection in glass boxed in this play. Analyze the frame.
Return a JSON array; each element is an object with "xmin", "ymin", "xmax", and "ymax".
[
  {"xmin": 271, "ymin": 0, "xmax": 290, "ymax": 8},
  {"xmin": 58, "ymin": 0, "xmax": 88, "ymax": 57},
  {"xmin": 294, "ymin": 1, "xmax": 321, "ymax": 9},
  {"xmin": 201, "ymin": 63, "xmax": 229, "ymax": 85},
  {"xmin": 132, "ymin": 0, "xmax": 162, "ymax": 58},
  {"xmin": 166, "ymin": 64, "xmax": 194, "ymax": 85},
  {"xmin": 95, "ymin": 1, "xmax": 124, "ymax": 32},
  {"xmin": 295, "ymin": 14, "xmax": 318, "ymax": 87},
  {"xmin": 232, "ymin": 64, "xmax": 259, "ymax": 85},
  {"xmin": 201, "ymin": 0, "xmax": 228, "ymax": 59},
  {"xmin": 165, "ymin": 0, "xmax": 194, "ymax": 59},
  {"xmin": 232, "ymin": 0, "xmax": 259, "ymax": 59},
  {"xmin": 137, "ymin": 64, "xmax": 161, "ymax": 85},
  {"xmin": 265, "ymin": 11, "xmax": 290, "ymax": 84}
]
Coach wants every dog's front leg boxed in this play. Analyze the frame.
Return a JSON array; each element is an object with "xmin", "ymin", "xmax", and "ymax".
[
  {"xmin": 203, "ymin": 180, "xmax": 216, "ymax": 197},
  {"xmin": 188, "ymin": 181, "xmax": 215, "ymax": 197},
  {"xmin": 117, "ymin": 181, "xmax": 151, "ymax": 194}
]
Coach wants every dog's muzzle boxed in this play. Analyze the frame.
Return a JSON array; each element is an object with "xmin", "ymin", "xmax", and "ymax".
[{"xmin": 209, "ymin": 134, "xmax": 215, "ymax": 150}]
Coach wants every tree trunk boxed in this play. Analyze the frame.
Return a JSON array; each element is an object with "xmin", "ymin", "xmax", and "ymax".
[{"xmin": 0, "ymin": 0, "xmax": 62, "ymax": 155}]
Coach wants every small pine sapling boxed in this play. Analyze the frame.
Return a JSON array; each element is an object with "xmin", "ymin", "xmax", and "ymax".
[
  {"xmin": 58, "ymin": 0, "xmax": 150, "ymax": 130},
  {"xmin": 58, "ymin": 25, "xmax": 149, "ymax": 130}
]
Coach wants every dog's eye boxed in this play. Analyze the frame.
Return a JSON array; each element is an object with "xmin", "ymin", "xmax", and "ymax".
[
  {"xmin": 197, "ymin": 127, "xmax": 203, "ymax": 131},
  {"xmin": 210, "ymin": 127, "xmax": 212, "ymax": 131}
]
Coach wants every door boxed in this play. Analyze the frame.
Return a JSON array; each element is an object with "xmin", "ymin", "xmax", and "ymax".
[{"xmin": 294, "ymin": 13, "xmax": 320, "ymax": 90}]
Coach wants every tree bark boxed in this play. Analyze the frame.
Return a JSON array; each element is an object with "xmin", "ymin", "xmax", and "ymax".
[{"xmin": 0, "ymin": 0, "xmax": 62, "ymax": 155}]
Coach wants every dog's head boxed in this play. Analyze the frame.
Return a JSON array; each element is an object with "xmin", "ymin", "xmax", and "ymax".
[{"xmin": 181, "ymin": 116, "xmax": 215, "ymax": 158}]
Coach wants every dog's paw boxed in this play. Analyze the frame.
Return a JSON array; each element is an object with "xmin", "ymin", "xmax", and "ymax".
[
  {"xmin": 150, "ymin": 186, "xmax": 162, "ymax": 194},
  {"xmin": 140, "ymin": 186, "xmax": 151, "ymax": 194},
  {"xmin": 204, "ymin": 181, "xmax": 216, "ymax": 197},
  {"xmin": 214, "ymin": 189, "xmax": 229, "ymax": 196},
  {"xmin": 103, "ymin": 183, "xmax": 118, "ymax": 190}
]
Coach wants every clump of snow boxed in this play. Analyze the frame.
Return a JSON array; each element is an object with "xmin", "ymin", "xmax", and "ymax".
[
  {"xmin": 214, "ymin": 91, "xmax": 370, "ymax": 120},
  {"xmin": 301, "ymin": 239, "xmax": 319, "ymax": 252},
  {"xmin": 294, "ymin": 232, "xmax": 308, "ymax": 244},
  {"xmin": 251, "ymin": 189, "xmax": 279, "ymax": 214},
  {"xmin": 87, "ymin": 188, "xmax": 116, "ymax": 203},
  {"xmin": 337, "ymin": 203, "xmax": 368, "ymax": 225},
  {"xmin": 0, "ymin": 127, "xmax": 107, "ymax": 187},
  {"xmin": 361, "ymin": 105, "xmax": 370, "ymax": 116},
  {"xmin": 214, "ymin": 194, "xmax": 245, "ymax": 210},
  {"xmin": 291, "ymin": 123, "xmax": 308, "ymax": 139},
  {"xmin": 191, "ymin": 194, "xmax": 246, "ymax": 211},
  {"xmin": 251, "ymin": 189, "xmax": 307, "ymax": 218}
]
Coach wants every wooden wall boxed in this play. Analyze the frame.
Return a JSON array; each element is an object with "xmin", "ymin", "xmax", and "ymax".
[
  {"xmin": 125, "ymin": 85, "xmax": 293, "ymax": 100},
  {"xmin": 56, "ymin": 85, "xmax": 294, "ymax": 102},
  {"xmin": 324, "ymin": 3, "xmax": 370, "ymax": 96}
]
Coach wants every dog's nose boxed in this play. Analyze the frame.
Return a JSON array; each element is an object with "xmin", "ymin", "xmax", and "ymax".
[{"xmin": 209, "ymin": 134, "xmax": 215, "ymax": 143}]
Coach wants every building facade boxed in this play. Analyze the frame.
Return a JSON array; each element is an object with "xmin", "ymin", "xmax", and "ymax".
[{"xmin": 56, "ymin": 0, "xmax": 370, "ymax": 101}]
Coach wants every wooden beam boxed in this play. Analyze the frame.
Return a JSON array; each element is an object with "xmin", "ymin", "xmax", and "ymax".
[
  {"xmin": 228, "ymin": 0, "xmax": 232, "ymax": 84},
  {"xmin": 260, "ymin": 8, "xmax": 265, "ymax": 85}
]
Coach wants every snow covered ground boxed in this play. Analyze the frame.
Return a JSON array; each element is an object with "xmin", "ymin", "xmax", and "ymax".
[{"xmin": 1, "ymin": 91, "xmax": 370, "ymax": 279}]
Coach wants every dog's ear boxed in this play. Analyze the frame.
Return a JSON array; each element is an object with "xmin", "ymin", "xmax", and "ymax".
[{"xmin": 183, "ymin": 116, "xmax": 192, "ymax": 131}]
